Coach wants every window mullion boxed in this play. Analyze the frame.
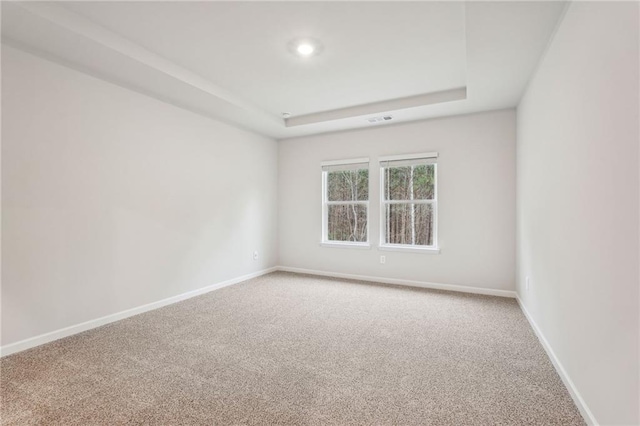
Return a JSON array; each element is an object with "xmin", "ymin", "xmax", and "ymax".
[
  {"xmin": 383, "ymin": 200, "xmax": 434, "ymax": 205},
  {"xmin": 326, "ymin": 200, "xmax": 369, "ymax": 205}
]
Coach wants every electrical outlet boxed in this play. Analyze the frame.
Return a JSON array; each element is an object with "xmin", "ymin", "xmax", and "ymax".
[
  {"xmin": 253, "ymin": 251, "xmax": 259, "ymax": 261},
  {"xmin": 380, "ymin": 255, "xmax": 386, "ymax": 264},
  {"xmin": 526, "ymin": 276, "xmax": 530, "ymax": 291}
]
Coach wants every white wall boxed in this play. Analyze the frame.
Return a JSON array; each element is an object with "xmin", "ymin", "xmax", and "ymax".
[
  {"xmin": 278, "ymin": 109, "xmax": 516, "ymax": 291},
  {"xmin": 1, "ymin": 45, "xmax": 278, "ymax": 346},
  {"xmin": 517, "ymin": 3, "xmax": 639, "ymax": 425}
]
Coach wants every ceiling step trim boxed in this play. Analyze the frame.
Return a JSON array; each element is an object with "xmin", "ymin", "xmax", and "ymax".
[{"xmin": 285, "ymin": 87, "xmax": 467, "ymax": 127}]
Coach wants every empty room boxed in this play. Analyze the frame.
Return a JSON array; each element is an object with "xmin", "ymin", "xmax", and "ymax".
[{"xmin": 1, "ymin": 1, "xmax": 638, "ymax": 425}]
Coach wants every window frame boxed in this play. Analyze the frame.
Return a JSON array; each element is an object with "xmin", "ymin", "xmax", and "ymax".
[
  {"xmin": 321, "ymin": 158, "xmax": 371, "ymax": 248},
  {"xmin": 379, "ymin": 153, "xmax": 439, "ymax": 254}
]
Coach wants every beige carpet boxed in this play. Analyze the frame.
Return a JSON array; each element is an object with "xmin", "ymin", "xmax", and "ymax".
[{"xmin": 1, "ymin": 272, "xmax": 584, "ymax": 425}]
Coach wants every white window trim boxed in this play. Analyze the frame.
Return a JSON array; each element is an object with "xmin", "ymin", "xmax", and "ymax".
[
  {"xmin": 378, "ymin": 245, "xmax": 440, "ymax": 254},
  {"xmin": 321, "ymin": 159, "xmax": 371, "ymax": 247},
  {"xmin": 320, "ymin": 241, "xmax": 372, "ymax": 249},
  {"xmin": 379, "ymin": 156, "xmax": 439, "ymax": 251},
  {"xmin": 321, "ymin": 157, "xmax": 370, "ymax": 168},
  {"xmin": 378, "ymin": 152, "xmax": 438, "ymax": 162}
]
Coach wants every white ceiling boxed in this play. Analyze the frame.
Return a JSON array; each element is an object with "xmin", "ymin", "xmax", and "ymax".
[{"xmin": 1, "ymin": 1, "xmax": 567, "ymax": 139}]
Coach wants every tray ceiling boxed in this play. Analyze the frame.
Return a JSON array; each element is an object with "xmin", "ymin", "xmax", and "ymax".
[{"xmin": 1, "ymin": 1, "xmax": 567, "ymax": 139}]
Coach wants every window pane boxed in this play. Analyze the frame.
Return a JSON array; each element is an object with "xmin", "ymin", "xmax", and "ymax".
[
  {"xmin": 412, "ymin": 164, "xmax": 435, "ymax": 200},
  {"xmin": 327, "ymin": 204, "xmax": 367, "ymax": 242},
  {"xmin": 383, "ymin": 164, "xmax": 435, "ymax": 200},
  {"xmin": 327, "ymin": 169, "xmax": 368, "ymax": 201},
  {"xmin": 385, "ymin": 203, "xmax": 434, "ymax": 246},
  {"xmin": 414, "ymin": 203, "xmax": 435, "ymax": 246},
  {"xmin": 383, "ymin": 166, "xmax": 411, "ymax": 200}
]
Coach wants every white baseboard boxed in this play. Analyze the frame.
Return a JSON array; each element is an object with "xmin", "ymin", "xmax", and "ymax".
[
  {"xmin": 516, "ymin": 296, "xmax": 598, "ymax": 426},
  {"xmin": 0, "ymin": 265, "xmax": 599, "ymax": 425},
  {"xmin": 0, "ymin": 267, "xmax": 278, "ymax": 358},
  {"xmin": 0, "ymin": 266, "xmax": 517, "ymax": 357},
  {"xmin": 276, "ymin": 266, "xmax": 516, "ymax": 298}
]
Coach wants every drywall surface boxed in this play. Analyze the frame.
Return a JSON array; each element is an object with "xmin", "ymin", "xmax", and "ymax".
[
  {"xmin": 517, "ymin": 3, "xmax": 639, "ymax": 424},
  {"xmin": 1, "ymin": 45, "xmax": 278, "ymax": 346},
  {"xmin": 278, "ymin": 109, "xmax": 516, "ymax": 291}
]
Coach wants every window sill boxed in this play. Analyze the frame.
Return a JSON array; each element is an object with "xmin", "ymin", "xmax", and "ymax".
[
  {"xmin": 320, "ymin": 242, "xmax": 372, "ymax": 250},
  {"xmin": 378, "ymin": 245, "xmax": 440, "ymax": 254}
]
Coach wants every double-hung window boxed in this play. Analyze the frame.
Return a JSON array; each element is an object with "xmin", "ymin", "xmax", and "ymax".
[
  {"xmin": 321, "ymin": 158, "xmax": 369, "ymax": 246},
  {"xmin": 380, "ymin": 153, "xmax": 438, "ymax": 251}
]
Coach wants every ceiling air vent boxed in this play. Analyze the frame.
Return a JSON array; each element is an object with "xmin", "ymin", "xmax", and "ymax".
[{"xmin": 367, "ymin": 115, "xmax": 393, "ymax": 124}]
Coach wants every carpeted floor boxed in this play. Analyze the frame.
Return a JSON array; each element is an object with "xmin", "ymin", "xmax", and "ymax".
[{"xmin": 1, "ymin": 272, "xmax": 584, "ymax": 425}]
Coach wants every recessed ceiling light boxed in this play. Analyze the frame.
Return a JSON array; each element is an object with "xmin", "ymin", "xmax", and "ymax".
[
  {"xmin": 297, "ymin": 43, "xmax": 315, "ymax": 56},
  {"xmin": 288, "ymin": 38, "xmax": 323, "ymax": 58}
]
